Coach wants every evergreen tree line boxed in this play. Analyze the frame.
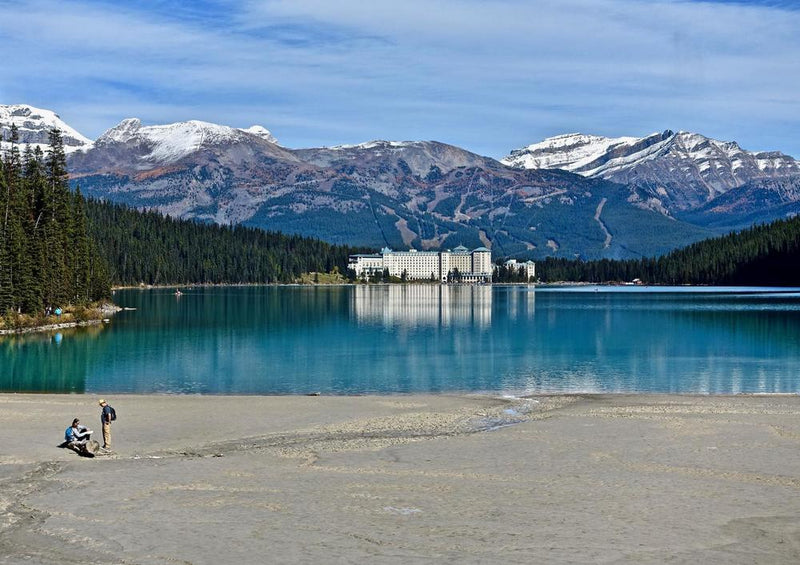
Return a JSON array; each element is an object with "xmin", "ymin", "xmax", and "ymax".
[
  {"xmin": 0, "ymin": 126, "xmax": 110, "ymax": 315},
  {"xmin": 537, "ymin": 215, "xmax": 800, "ymax": 286},
  {"xmin": 85, "ymin": 200, "xmax": 362, "ymax": 285}
]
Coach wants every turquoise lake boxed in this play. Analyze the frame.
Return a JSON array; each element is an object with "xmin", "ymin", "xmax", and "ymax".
[{"xmin": 2, "ymin": 285, "xmax": 800, "ymax": 395}]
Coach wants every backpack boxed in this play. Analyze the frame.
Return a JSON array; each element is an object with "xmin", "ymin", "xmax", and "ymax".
[{"xmin": 109, "ymin": 406, "xmax": 117, "ymax": 421}]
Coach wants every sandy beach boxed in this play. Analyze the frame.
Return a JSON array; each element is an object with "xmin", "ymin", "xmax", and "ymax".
[{"xmin": 1, "ymin": 393, "xmax": 799, "ymax": 564}]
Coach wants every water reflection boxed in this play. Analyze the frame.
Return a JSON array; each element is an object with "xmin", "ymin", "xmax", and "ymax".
[
  {"xmin": 1, "ymin": 286, "xmax": 799, "ymax": 394},
  {"xmin": 501, "ymin": 288, "xmax": 800, "ymax": 394},
  {"xmin": 353, "ymin": 285, "xmax": 494, "ymax": 328},
  {"xmin": 0, "ymin": 326, "xmax": 109, "ymax": 392}
]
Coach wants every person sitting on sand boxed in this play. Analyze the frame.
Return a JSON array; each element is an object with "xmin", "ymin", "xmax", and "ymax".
[{"xmin": 64, "ymin": 418, "xmax": 93, "ymax": 454}]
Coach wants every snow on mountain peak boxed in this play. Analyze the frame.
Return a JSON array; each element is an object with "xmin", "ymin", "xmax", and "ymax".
[
  {"xmin": 240, "ymin": 125, "xmax": 278, "ymax": 144},
  {"xmin": 502, "ymin": 129, "xmax": 800, "ymax": 208},
  {"xmin": 501, "ymin": 131, "xmax": 666, "ymax": 174},
  {"xmin": 96, "ymin": 118, "xmax": 279, "ymax": 164},
  {"xmin": 97, "ymin": 118, "xmax": 143, "ymax": 144},
  {"xmin": 327, "ymin": 140, "xmax": 417, "ymax": 151},
  {"xmin": 0, "ymin": 103, "xmax": 92, "ymax": 153}
]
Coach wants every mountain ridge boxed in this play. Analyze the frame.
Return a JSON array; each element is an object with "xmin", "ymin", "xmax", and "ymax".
[
  {"xmin": 502, "ymin": 130, "xmax": 800, "ymax": 220},
  {"xmin": 2, "ymin": 103, "xmax": 797, "ymax": 259}
]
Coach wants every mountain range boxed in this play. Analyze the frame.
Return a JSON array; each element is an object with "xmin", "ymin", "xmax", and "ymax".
[
  {"xmin": 502, "ymin": 131, "xmax": 800, "ymax": 229},
  {"xmin": 2, "ymin": 104, "xmax": 799, "ymax": 259}
]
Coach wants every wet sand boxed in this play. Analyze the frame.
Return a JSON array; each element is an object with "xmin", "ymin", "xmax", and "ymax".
[{"xmin": 1, "ymin": 393, "xmax": 799, "ymax": 564}]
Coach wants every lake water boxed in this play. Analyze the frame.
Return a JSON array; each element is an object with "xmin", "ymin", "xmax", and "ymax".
[{"xmin": 2, "ymin": 285, "xmax": 800, "ymax": 395}]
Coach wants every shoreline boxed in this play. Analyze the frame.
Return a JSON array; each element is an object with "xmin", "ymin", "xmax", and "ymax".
[
  {"xmin": 2, "ymin": 390, "xmax": 798, "ymax": 397},
  {"xmin": 0, "ymin": 317, "xmax": 109, "ymax": 336},
  {"xmin": 0, "ymin": 302, "xmax": 121, "ymax": 336},
  {"xmin": 2, "ymin": 393, "xmax": 799, "ymax": 563}
]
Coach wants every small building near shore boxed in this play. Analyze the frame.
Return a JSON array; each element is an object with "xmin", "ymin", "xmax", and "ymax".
[{"xmin": 504, "ymin": 259, "xmax": 536, "ymax": 281}]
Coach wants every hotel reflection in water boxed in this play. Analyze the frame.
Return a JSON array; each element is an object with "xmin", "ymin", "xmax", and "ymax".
[{"xmin": 352, "ymin": 285, "xmax": 536, "ymax": 328}]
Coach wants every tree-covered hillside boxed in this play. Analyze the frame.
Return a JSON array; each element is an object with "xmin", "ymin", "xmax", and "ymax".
[
  {"xmin": 2, "ymin": 126, "xmax": 364, "ymax": 316},
  {"xmin": 537, "ymin": 215, "xmax": 800, "ymax": 286},
  {"xmin": 85, "ymin": 200, "xmax": 361, "ymax": 286},
  {"xmin": 1, "ymin": 127, "xmax": 109, "ymax": 315}
]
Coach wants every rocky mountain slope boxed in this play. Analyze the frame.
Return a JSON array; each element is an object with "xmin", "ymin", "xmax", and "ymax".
[
  {"xmin": 7, "ymin": 104, "xmax": 798, "ymax": 258},
  {"xmin": 503, "ymin": 130, "xmax": 800, "ymax": 227},
  {"xmin": 67, "ymin": 119, "xmax": 711, "ymax": 259}
]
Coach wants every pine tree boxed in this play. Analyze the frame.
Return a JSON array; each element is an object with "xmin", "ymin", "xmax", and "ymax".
[
  {"xmin": 24, "ymin": 147, "xmax": 46, "ymax": 312},
  {"xmin": 41, "ymin": 128, "xmax": 72, "ymax": 309},
  {"xmin": 0, "ymin": 158, "xmax": 11, "ymax": 312},
  {"xmin": 70, "ymin": 188, "xmax": 91, "ymax": 302}
]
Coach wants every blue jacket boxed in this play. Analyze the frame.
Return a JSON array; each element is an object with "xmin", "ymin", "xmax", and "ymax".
[{"xmin": 65, "ymin": 425, "xmax": 87, "ymax": 442}]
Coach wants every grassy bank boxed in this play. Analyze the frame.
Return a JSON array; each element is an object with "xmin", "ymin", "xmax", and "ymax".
[{"xmin": 0, "ymin": 301, "xmax": 120, "ymax": 334}]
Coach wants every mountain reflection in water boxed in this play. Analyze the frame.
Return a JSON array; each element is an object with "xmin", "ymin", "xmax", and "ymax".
[{"xmin": 1, "ymin": 285, "xmax": 798, "ymax": 395}]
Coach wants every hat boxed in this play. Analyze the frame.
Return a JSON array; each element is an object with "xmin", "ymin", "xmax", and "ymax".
[{"xmin": 98, "ymin": 399, "xmax": 106, "ymax": 405}]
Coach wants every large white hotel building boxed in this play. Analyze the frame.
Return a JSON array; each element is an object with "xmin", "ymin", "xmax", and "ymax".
[{"xmin": 348, "ymin": 245, "xmax": 493, "ymax": 283}]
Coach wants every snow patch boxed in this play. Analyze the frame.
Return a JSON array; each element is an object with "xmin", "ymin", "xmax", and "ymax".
[
  {"xmin": 502, "ymin": 130, "xmax": 800, "ymax": 188},
  {"xmin": 0, "ymin": 104, "xmax": 92, "ymax": 153},
  {"xmin": 96, "ymin": 119, "xmax": 269, "ymax": 164},
  {"xmin": 327, "ymin": 140, "xmax": 417, "ymax": 151},
  {"xmin": 239, "ymin": 125, "xmax": 278, "ymax": 144}
]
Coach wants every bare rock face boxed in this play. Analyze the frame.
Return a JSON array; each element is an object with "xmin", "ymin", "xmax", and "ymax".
[
  {"xmin": 68, "ymin": 118, "xmax": 304, "ymax": 226},
  {"xmin": 295, "ymin": 140, "xmax": 500, "ymax": 176}
]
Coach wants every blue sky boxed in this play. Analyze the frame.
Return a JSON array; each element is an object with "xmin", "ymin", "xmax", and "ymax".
[{"xmin": 1, "ymin": 0, "xmax": 798, "ymax": 158}]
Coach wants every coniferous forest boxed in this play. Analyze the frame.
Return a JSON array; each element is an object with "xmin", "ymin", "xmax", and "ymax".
[
  {"xmin": 2, "ymin": 126, "xmax": 363, "ymax": 318},
  {"xmin": 537, "ymin": 215, "xmax": 800, "ymax": 286},
  {"xmin": 0, "ymin": 126, "xmax": 110, "ymax": 316},
  {"xmin": 85, "ymin": 200, "xmax": 360, "ymax": 286}
]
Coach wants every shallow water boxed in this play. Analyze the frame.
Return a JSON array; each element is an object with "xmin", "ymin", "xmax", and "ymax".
[{"xmin": 2, "ymin": 285, "xmax": 800, "ymax": 394}]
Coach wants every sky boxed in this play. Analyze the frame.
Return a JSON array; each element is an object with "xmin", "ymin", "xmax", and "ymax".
[{"xmin": 0, "ymin": 0, "xmax": 799, "ymax": 159}]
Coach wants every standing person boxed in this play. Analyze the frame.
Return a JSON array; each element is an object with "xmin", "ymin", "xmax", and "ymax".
[{"xmin": 98, "ymin": 399, "xmax": 115, "ymax": 450}]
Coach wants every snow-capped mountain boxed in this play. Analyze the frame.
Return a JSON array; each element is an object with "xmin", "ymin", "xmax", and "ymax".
[
  {"xmin": 91, "ymin": 118, "xmax": 282, "ymax": 165},
  {"xmin": 502, "ymin": 131, "xmax": 800, "ymax": 211},
  {"xmin": 68, "ymin": 117, "xmax": 298, "ymax": 226},
  {"xmin": 0, "ymin": 104, "xmax": 92, "ymax": 153},
  {"xmin": 72, "ymin": 123, "xmax": 713, "ymax": 259},
  {"xmin": 503, "ymin": 132, "xmax": 649, "ymax": 173},
  {"xmin": 5, "ymin": 102, "xmax": 800, "ymax": 258}
]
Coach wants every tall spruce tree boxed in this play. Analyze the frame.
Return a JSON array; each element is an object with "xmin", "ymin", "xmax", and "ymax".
[
  {"xmin": 0, "ymin": 157, "xmax": 11, "ymax": 311},
  {"xmin": 42, "ymin": 128, "xmax": 72, "ymax": 308},
  {"xmin": 0, "ymin": 125, "xmax": 23, "ymax": 312},
  {"xmin": 70, "ymin": 188, "xmax": 91, "ymax": 303},
  {"xmin": 23, "ymin": 147, "xmax": 47, "ymax": 312}
]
